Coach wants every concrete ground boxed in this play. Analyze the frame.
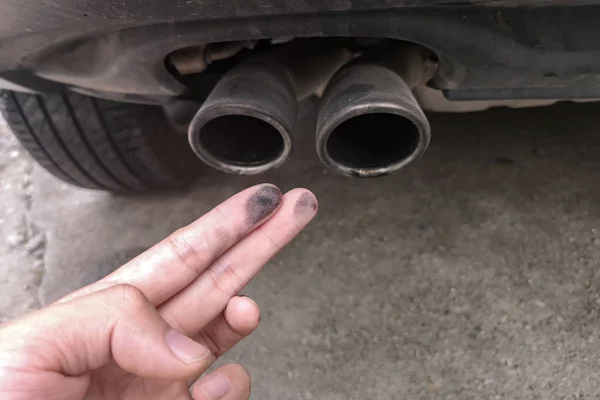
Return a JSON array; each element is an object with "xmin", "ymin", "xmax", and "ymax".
[{"xmin": 2, "ymin": 100, "xmax": 600, "ymax": 399}]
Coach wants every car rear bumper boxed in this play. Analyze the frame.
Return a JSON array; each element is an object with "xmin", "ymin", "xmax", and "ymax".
[{"xmin": 2, "ymin": 1, "xmax": 600, "ymax": 101}]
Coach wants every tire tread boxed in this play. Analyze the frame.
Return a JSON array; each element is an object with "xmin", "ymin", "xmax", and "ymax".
[{"xmin": 0, "ymin": 90, "xmax": 200, "ymax": 192}]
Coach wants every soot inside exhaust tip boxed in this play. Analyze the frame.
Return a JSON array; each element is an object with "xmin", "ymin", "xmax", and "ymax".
[
  {"xmin": 325, "ymin": 113, "xmax": 420, "ymax": 169},
  {"xmin": 198, "ymin": 115, "xmax": 285, "ymax": 166}
]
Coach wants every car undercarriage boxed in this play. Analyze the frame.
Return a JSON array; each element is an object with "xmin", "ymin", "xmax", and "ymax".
[{"xmin": 1, "ymin": 1, "xmax": 599, "ymax": 190}]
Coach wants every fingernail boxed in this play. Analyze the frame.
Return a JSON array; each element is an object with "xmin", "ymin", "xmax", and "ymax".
[
  {"xmin": 293, "ymin": 191, "xmax": 318, "ymax": 219},
  {"xmin": 245, "ymin": 185, "xmax": 282, "ymax": 225},
  {"xmin": 166, "ymin": 330, "xmax": 211, "ymax": 364},
  {"xmin": 197, "ymin": 373, "xmax": 232, "ymax": 400}
]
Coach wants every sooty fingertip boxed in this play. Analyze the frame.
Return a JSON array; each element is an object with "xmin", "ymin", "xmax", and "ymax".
[
  {"xmin": 245, "ymin": 185, "xmax": 282, "ymax": 225},
  {"xmin": 294, "ymin": 191, "xmax": 318, "ymax": 215}
]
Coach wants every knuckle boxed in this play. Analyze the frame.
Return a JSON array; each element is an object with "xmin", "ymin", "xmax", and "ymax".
[
  {"xmin": 109, "ymin": 284, "xmax": 147, "ymax": 311},
  {"xmin": 258, "ymin": 229, "xmax": 282, "ymax": 252},
  {"xmin": 161, "ymin": 308, "xmax": 187, "ymax": 333},
  {"xmin": 197, "ymin": 330, "xmax": 226, "ymax": 357},
  {"xmin": 165, "ymin": 230, "xmax": 208, "ymax": 275},
  {"xmin": 215, "ymin": 205, "xmax": 244, "ymax": 242},
  {"xmin": 206, "ymin": 261, "xmax": 244, "ymax": 298}
]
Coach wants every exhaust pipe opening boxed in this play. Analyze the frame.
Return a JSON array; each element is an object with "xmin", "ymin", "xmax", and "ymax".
[
  {"xmin": 188, "ymin": 40, "xmax": 352, "ymax": 175},
  {"xmin": 188, "ymin": 62, "xmax": 296, "ymax": 175},
  {"xmin": 325, "ymin": 113, "xmax": 420, "ymax": 169},
  {"xmin": 317, "ymin": 43, "xmax": 438, "ymax": 178},
  {"xmin": 198, "ymin": 115, "xmax": 285, "ymax": 166}
]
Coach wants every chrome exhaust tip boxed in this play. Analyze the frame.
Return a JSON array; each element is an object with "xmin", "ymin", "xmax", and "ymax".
[
  {"xmin": 188, "ymin": 40, "xmax": 351, "ymax": 175},
  {"xmin": 316, "ymin": 44, "xmax": 436, "ymax": 178},
  {"xmin": 188, "ymin": 61, "xmax": 295, "ymax": 175}
]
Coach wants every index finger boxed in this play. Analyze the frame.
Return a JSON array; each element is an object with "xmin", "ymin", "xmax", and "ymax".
[{"xmin": 58, "ymin": 184, "xmax": 283, "ymax": 305}]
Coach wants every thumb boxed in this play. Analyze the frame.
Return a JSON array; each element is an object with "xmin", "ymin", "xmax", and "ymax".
[{"xmin": 0, "ymin": 284, "xmax": 213, "ymax": 380}]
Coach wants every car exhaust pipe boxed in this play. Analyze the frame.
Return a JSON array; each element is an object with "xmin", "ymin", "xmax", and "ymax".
[
  {"xmin": 316, "ymin": 43, "xmax": 438, "ymax": 178},
  {"xmin": 188, "ymin": 41, "xmax": 351, "ymax": 175},
  {"xmin": 188, "ymin": 60, "xmax": 296, "ymax": 175}
]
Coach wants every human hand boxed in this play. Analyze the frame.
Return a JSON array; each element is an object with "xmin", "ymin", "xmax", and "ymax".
[{"xmin": 0, "ymin": 184, "xmax": 318, "ymax": 400}]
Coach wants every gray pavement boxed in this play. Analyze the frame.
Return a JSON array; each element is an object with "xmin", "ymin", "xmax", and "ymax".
[{"xmin": 2, "ymin": 99, "xmax": 600, "ymax": 399}]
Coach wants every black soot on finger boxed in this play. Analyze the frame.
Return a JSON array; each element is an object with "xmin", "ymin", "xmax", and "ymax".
[
  {"xmin": 246, "ymin": 185, "xmax": 282, "ymax": 225},
  {"xmin": 294, "ymin": 192, "xmax": 318, "ymax": 215}
]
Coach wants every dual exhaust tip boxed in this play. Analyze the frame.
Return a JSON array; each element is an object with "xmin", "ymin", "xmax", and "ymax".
[
  {"xmin": 187, "ymin": 42, "xmax": 436, "ymax": 178},
  {"xmin": 189, "ymin": 62, "xmax": 295, "ymax": 175}
]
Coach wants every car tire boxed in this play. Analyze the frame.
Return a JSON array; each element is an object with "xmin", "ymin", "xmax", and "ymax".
[{"xmin": 0, "ymin": 90, "xmax": 201, "ymax": 192}]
